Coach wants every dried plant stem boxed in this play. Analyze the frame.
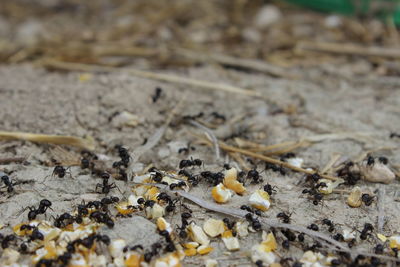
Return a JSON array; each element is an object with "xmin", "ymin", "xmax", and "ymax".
[
  {"xmin": 175, "ymin": 48, "xmax": 298, "ymax": 79},
  {"xmin": 0, "ymin": 157, "xmax": 26, "ymax": 164},
  {"xmin": 194, "ymin": 132, "xmax": 340, "ymax": 181},
  {"xmin": 40, "ymin": 59, "xmax": 264, "ymax": 98},
  {"xmin": 0, "ymin": 131, "xmax": 95, "ymax": 150},
  {"xmin": 296, "ymin": 41, "xmax": 400, "ymax": 59}
]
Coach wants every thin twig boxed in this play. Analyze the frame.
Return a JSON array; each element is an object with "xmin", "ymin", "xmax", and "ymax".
[
  {"xmin": 40, "ymin": 59, "xmax": 265, "ymax": 99},
  {"xmin": 193, "ymin": 132, "xmax": 341, "ymax": 181},
  {"xmin": 0, "ymin": 131, "xmax": 95, "ymax": 150},
  {"xmin": 175, "ymin": 48, "xmax": 299, "ymax": 79},
  {"xmin": 0, "ymin": 157, "xmax": 26, "ymax": 164},
  {"xmin": 296, "ymin": 41, "xmax": 400, "ymax": 59}
]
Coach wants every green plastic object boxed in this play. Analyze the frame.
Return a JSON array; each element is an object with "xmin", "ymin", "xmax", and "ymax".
[{"xmin": 285, "ymin": 0, "xmax": 400, "ymax": 25}]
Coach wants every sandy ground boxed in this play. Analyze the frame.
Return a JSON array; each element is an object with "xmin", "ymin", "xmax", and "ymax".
[{"xmin": 0, "ymin": 63, "xmax": 400, "ymax": 266}]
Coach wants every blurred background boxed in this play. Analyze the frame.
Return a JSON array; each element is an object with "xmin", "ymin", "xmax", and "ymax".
[{"xmin": 0, "ymin": 0, "xmax": 399, "ymax": 75}]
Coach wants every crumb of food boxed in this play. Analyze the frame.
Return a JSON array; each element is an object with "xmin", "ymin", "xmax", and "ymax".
[
  {"xmin": 347, "ymin": 186, "xmax": 362, "ymax": 208},
  {"xmin": 249, "ymin": 190, "xmax": 271, "ymax": 211},
  {"xmin": 223, "ymin": 168, "xmax": 246, "ymax": 194},
  {"xmin": 211, "ymin": 183, "xmax": 233, "ymax": 203},
  {"xmin": 203, "ymin": 218, "xmax": 225, "ymax": 237}
]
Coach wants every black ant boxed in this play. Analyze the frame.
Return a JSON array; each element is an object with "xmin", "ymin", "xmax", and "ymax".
[
  {"xmin": 282, "ymin": 239, "xmax": 290, "ymax": 249},
  {"xmin": 124, "ymin": 244, "xmax": 144, "ymax": 253},
  {"xmin": 277, "ymin": 212, "xmax": 291, "ymax": 223},
  {"xmin": 297, "ymin": 233, "xmax": 305, "ymax": 242},
  {"xmin": 281, "ymin": 229, "xmax": 296, "ymax": 241},
  {"xmin": 95, "ymin": 174, "xmax": 117, "ymax": 194},
  {"xmin": 332, "ymin": 233, "xmax": 344, "ymax": 242},
  {"xmin": 54, "ymin": 212, "xmax": 74, "ymax": 228},
  {"xmin": 57, "ymin": 252, "xmax": 72, "ymax": 265},
  {"xmin": 200, "ymin": 171, "xmax": 224, "ymax": 186},
  {"xmin": 222, "ymin": 218, "xmax": 235, "ymax": 230},
  {"xmin": 378, "ymin": 156, "xmax": 388, "ymax": 165},
  {"xmin": 302, "ymin": 188, "xmax": 323, "ymax": 205},
  {"xmin": 89, "ymin": 211, "xmax": 114, "ymax": 228},
  {"xmin": 176, "ymin": 212, "xmax": 192, "ymax": 238},
  {"xmin": 245, "ymin": 213, "xmax": 261, "ymax": 231},
  {"xmin": 114, "ymin": 145, "xmax": 131, "ymax": 168},
  {"xmin": 178, "ymin": 147, "xmax": 189, "ymax": 154},
  {"xmin": 247, "ymin": 169, "xmax": 262, "ymax": 184},
  {"xmin": 263, "ymin": 183, "xmax": 277, "ymax": 195},
  {"xmin": 390, "ymin": 132, "xmax": 400, "ymax": 139},
  {"xmin": 240, "ymin": 205, "xmax": 261, "ymax": 216},
  {"xmin": 360, "ymin": 223, "xmax": 373, "ymax": 240},
  {"xmin": 36, "ymin": 259, "xmax": 55, "ymax": 267},
  {"xmin": 151, "ymin": 171, "xmax": 163, "ymax": 183},
  {"xmin": 52, "ymin": 165, "xmax": 70, "ymax": 178},
  {"xmin": 374, "ymin": 244, "xmax": 384, "ymax": 254},
  {"xmin": 366, "ymin": 156, "xmax": 375, "ymax": 166},
  {"xmin": 179, "ymin": 158, "xmax": 202, "ymax": 169},
  {"xmin": 322, "ymin": 218, "xmax": 334, "ymax": 232},
  {"xmin": 337, "ymin": 161, "xmax": 360, "ymax": 185},
  {"xmin": 165, "ymin": 199, "xmax": 180, "ymax": 212},
  {"xmin": 307, "ymin": 224, "xmax": 319, "ymax": 231},
  {"xmin": 280, "ymin": 153, "xmax": 296, "ymax": 161},
  {"xmin": 26, "ymin": 199, "xmax": 52, "ymax": 220},
  {"xmin": 157, "ymin": 192, "xmax": 172, "ymax": 203},
  {"xmin": 30, "ymin": 228, "xmax": 44, "ymax": 241},
  {"xmin": 265, "ymin": 163, "xmax": 286, "ymax": 175},
  {"xmin": 80, "ymin": 158, "xmax": 90, "ymax": 169},
  {"xmin": 1, "ymin": 174, "xmax": 15, "ymax": 193},
  {"xmin": 361, "ymin": 193, "xmax": 375, "ymax": 206},
  {"xmin": 20, "ymin": 242, "xmax": 28, "ymax": 253},
  {"xmin": 1, "ymin": 234, "xmax": 17, "ymax": 249},
  {"xmin": 152, "ymin": 87, "xmax": 163, "ymax": 103},
  {"xmin": 210, "ymin": 111, "xmax": 226, "ymax": 122},
  {"xmin": 144, "ymin": 200, "xmax": 156, "ymax": 208}
]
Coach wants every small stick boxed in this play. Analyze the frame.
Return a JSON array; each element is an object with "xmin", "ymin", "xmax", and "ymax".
[
  {"xmin": 0, "ymin": 131, "xmax": 95, "ymax": 150},
  {"xmin": 40, "ymin": 59, "xmax": 265, "ymax": 99},
  {"xmin": 193, "ymin": 132, "xmax": 341, "ymax": 181},
  {"xmin": 0, "ymin": 157, "xmax": 26, "ymax": 164},
  {"xmin": 229, "ymin": 152, "xmax": 251, "ymax": 171},
  {"xmin": 175, "ymin": 48, "xmax": 299, "ymax": 79},
  {"xmin": 296, "ymin": 41, "xmax": 400, "ymax": 59},
  {"xmin": 321, "ymin": 153, "xmax": 342, "ymax": 174}
]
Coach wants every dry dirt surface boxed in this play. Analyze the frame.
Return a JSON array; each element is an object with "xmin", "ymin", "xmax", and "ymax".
[{"xmin": 0, "ymin": 62, "xmax": 399, "ymax": 266}]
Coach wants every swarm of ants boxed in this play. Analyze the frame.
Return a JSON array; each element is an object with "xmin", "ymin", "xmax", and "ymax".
[{"xmin": 1, "ymin": 139, "xmax": 399, "ymax": 267}]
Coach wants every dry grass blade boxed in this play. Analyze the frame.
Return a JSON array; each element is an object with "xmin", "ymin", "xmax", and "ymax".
[
  {"xmin": 175, "ymin": 48, "xmax": 299, "ymax": 79},
  {"xmin": 0, "ymin": 157, "xmax": 26, "ymax": 164},
  {"xmin": 50, "ymin": 146, "xmax": 80, "ymax": 166},
  {"xmin": 193, "ymin": 132, "xmax": 341, "ymax": 181},
  {"xmin": 40, "ymin": 59, "xmax": 264, "ymax": 98},
  {"xmin": 0, "ymin": 131, "xmax": 95, "ymax": 150},
  {"xmin": 296, "ymin": 41, "xmax": 400, "ymax": 59}
]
